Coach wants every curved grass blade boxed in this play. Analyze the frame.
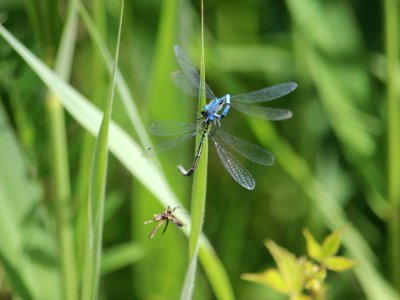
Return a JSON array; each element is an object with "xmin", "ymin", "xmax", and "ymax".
[
  {"xmin": 213, "ymin": 140, "xmax": 255, "ymax": 190},
  {"xmin": 231, "ymin": 82, "xmax": 298, "ymax": 103},
  {"xmin": 231, "ymin": 102, "xmax": 293, "ymax": 120},
  {"xmin": 214, "ymin": 129, "xmax": 275, "ymax": 166}
]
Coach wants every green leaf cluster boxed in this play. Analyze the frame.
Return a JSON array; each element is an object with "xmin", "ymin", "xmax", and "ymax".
[{"xmin": 242, "ymin": 228, "xmax": 357, "ymax": 300}]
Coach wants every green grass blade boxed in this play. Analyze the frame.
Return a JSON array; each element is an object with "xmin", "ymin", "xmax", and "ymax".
[
  {"xmin": 81, "ymin": 2, "xmax": 124, "ymax": 299},
  {"xmin": 0, "ymin": 22, "xmax": 234, "ymax": 300},
  {"xmin": 77, "ymin": 1, "xmax": 151, "ymax": 147},
  {"xmin": 73, "ymin": 0, "xmax": 109, "ymax": 276},
  {"xmin": 181, "ymin": 2, "xmax": 210, "ymax": 299},
  {"xmin": 385, "ymin": 0, "xmax": 400, "ymax": 292},
  {"xmin": 101, "ymin": 242, "xmax": 145, "ymax": 275},
  {"xmin": 188, "ymin": 0, "xmax": 208, "ymax": 260},
  {"xmin": 199, "ymin": 239, "xmax": 235, "ymax": 300},
  {"xmin": 46, "ymin": 1, "xmax": 79, "ymax": 299}
]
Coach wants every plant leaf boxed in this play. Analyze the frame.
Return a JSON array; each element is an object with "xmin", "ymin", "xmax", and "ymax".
[
  {"xmin": 323, "ymin": 256, "xmax": 358, "ymax": 272},
  {"xmin": 303, "ymin": 229, "xmax": 323, "ymax": 261},
  {"xmin": 241, "ymin": 269, "xmax": 290, "ymax": 295},
  {"xmin": 265, "ymin": 240, "xmax": 304, "ymax": 294},
  {"xmin": 322, "ymin": 228, "xmax": 343, "ymax": 258}
]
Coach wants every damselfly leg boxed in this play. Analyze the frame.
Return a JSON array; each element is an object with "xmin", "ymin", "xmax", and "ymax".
[{"xmin": 144, "ymin": 206, "xmax": 184, "ymax": 239}]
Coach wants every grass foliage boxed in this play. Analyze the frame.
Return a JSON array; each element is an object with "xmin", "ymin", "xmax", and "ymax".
[{"xmin": 0, "ymin": 0, "xmax": 399, "ymax": 299}]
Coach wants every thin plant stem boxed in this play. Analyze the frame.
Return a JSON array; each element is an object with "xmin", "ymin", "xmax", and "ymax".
[
  {"xmin": 385, "ymin": 0, "xmax": 400, "ymax": 292},
  {"xmin": 46, "ymin": 1, "xmax": 80, "ymax": 299},
  {"xmin": 188, "ymin": 0, "xmax": 208, "ymax": 260},
  {"xmin": 81, "ymin": 2, "xmax": 124, "ymax": 298},
  {"xmin": 181, "ymin": 1, "xmax": 208, "ymax": 299}
]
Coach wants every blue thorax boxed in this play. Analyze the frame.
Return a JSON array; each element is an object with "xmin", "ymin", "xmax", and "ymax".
[{"xmin": 202, "ymin": 94, "xmax": 231, "ymax": 125}]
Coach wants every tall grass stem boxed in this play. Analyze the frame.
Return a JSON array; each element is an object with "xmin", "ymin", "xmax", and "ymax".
[
  {"xmin": 182, "ymin": 1, "xmax": 208, "ymax": 299},
  {"xmin": 46, "ymin": 1, "xmax": 79, "ymax": 299},
  {"xmin": 385, "ymin": 0, "xmax": 400, "ymax": 291}
]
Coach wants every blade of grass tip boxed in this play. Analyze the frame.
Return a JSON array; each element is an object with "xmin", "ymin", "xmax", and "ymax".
[
  {"xmin": 46, "ymin": 1, "xmax": 79, "ymax": 299},
  {"xmin": 181, "ymin": 1, "xmax": 209, "ymax": 299},
  {"xmin": 0, "ymin": 22, "xmax": 235, "ymax": 300},
  {"xmin": 77, "ymin": 1, "xmax": 151, "ymax": 147},
  {"xmin": 81, "ymin": 2, "xmax": 124, "ymax": 299},
  {"xmin": 385, "ymin": 0, "xmax": 400, "ymax": 292}
]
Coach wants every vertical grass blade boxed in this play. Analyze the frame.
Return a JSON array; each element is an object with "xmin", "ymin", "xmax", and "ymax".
[
  {"xmin": 384, "ymin": 0, "xmax": 400, "ymax": 291},
  {"xmin": 81, "ymin": 2, "xmax": 124, "ymax": 299},
  {"xmin": 181, "ymin": 1, "xmax": 209, "ymax": 299},
  {"xmin": 188, "ymin": 0, "xmax": 208, "ymax": 260},
  {"xmin": 76, "ymin": 1, "xmax": 151, "ymax": 147},
  {"xmin": 46, "ymin": 1, "xmax": 79, "ymax": 299}
]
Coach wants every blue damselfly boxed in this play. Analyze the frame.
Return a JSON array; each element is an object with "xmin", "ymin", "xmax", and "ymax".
[{"xmin": 143, "ymin": 46, "xmax": 297, "ymax": 190}]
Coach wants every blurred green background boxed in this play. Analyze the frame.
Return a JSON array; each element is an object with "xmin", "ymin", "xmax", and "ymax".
[{"xmin": 0, "ymin": 0, "xmax": 399, "ymax": 299}]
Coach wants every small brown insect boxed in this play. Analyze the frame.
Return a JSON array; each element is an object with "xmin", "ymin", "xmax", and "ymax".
[{"xmin": 144, "ymin": 206, "xmax": 184, "ymax": 239}]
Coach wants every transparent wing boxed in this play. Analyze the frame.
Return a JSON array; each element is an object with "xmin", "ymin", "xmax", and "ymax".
[
  {"xmin": 214, "ymin": 129, "xmax": 275, "ymax": 166},
  {"xmin": 143, "ymin": 121, "xmax": 204, "ymax": 157},
  {"xmin": 149, "ymin": 121, "xmax": 199, "ymax": 136},
  {"xmin": 171, "ymin": 71, "xmax": 216, "ymax": 100},
  {"xmin": 231, "ymin": 102, "xmax": 293, "ymax": 120},
  {"xmin": 171, "ymin": 71, "xmax": 200, "ymax": 98},
  {"xmin": 213, "ymin": 140, "xmax": 255, "ymax": 190},
  {"xmin": 231, "ymin": 82, "xmax": 297, "ymax": 104},
  {"xmin": 174, "ymin": 45, "xmax": 216, "ymax": 100},
  {"xmin": 142, "ymin": 133, "xmax": 196, "ymax": 157}
]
